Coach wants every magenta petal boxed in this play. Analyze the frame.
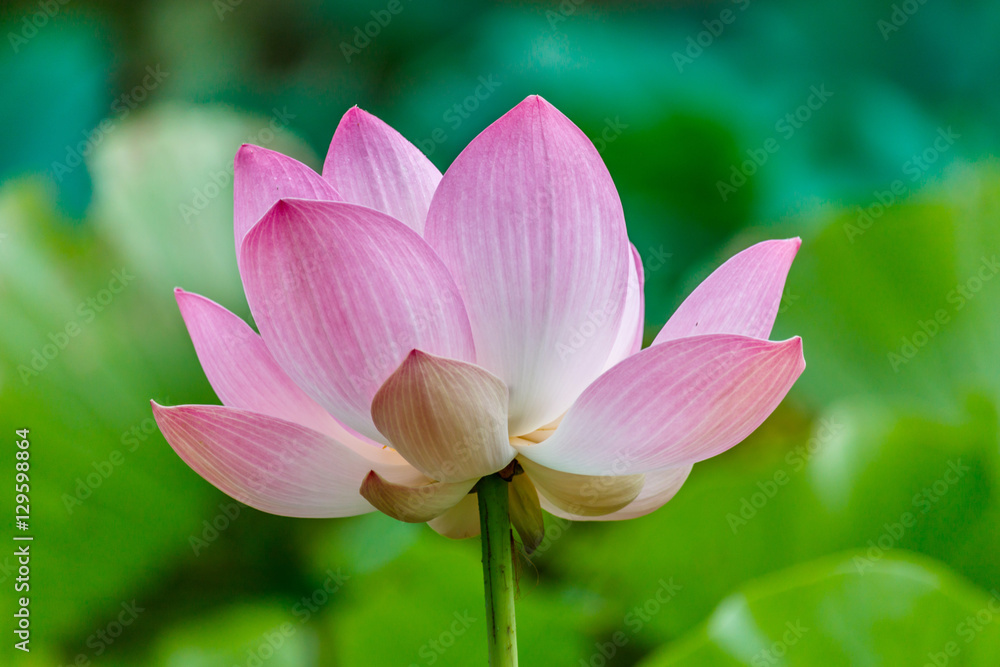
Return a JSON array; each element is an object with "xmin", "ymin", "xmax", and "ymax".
[
  {"xmin": 517, "ymin": 334, "xmax": 805, "ymax": 474},
  {"xmin": 233, "ymin": 144, "xmax": 341, "ymax": 249},
  {"xmin": 173, "ymin": 289, "xmax": 397, "ymax": 457},
  {"xmin": 323, "ymin": 107, "xmax": 441, "ymax": 234},
  {"xmin": 239, "ymin": 199, "xmax": 475, "ymax": 442},
  {"xmin": 654, "ymin": 238, "xmax": 800, "ymax": 344},
  {"xmin": 175, "ymin": 289, "xmax": 338, "ymax": 435},
  {"xmin": 152, "ymin": 403, "xmax": 422, "ymax": 518},
  {"xmin": 424, "ymin": 95, "xmax": 631, "ymax": 435}
]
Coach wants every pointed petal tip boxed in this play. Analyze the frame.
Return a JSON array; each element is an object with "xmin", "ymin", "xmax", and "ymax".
[
  {"xmin": 233, "ymin": 147, "xmax": 341, "ymax": 249},
  {"xmin": 340, "ymin": 106, "xmax": 360, "ymax": 122},
  {"xmin": 151, "ymin": 400, "xmax": 181, "ymax": 416},
  {"xmin": 337, "ymin": 105, "xmax": 381, "ymax": 132},
  {"xmin": 403, "ymin": 348, "xmax": 431, "ymax": 364},
  {"xmin": 766, "ymin": 237, "xmax": 802, "ymax": 262},
  {"xmin": 789, "ymin": 334, "xmax": 805, "ymax": 364},
  {"xmin": 781, "ymin": 236, "xmax": 802, "ymax": 254},
  {"xmin": 360, "ymin": 470, "xmax": 382, "ymax": 500},
  {"xmin": 150, "ymin": 399, "xmax": 179, "ymax": 419},
  {"xmin": 521, "ymin": 94, "xmax": 551, "ymax": 108},
  {"xmin": 766, "ymin": 334, "xmax": 805, "ymax": 362},
  {"xmin": 174, "ymin": 287, "xmax": 203, "ymax": 304},
  {"xmin": 509, "ymin": 95, "xmax": 576, "ymax": 128},
  {"xmin": 325, "ymin": 105, "xmax": 441, "ymax": 232},
  {"xmin": 234, "ymin": 143, "xmax": 264, "ymax": 163},
  {"xmin": 772, "ymin": 335, "xmax": 806, "ymax": 376},
  {"xmin": 342, "ymin": 104, "xmax": 366, "ymax": 118},
  {"xmin": 763, "ymin": 236, "xmax": 801, "ymax": 252},
  {"xmin": 395, "ymin": 349, "xmax": 455, "ymax": 374},
  {"xmin": 270, "ymin": 197, "xmax": 294, "ymax": 214},
  {"xmin": 240, "ymin": 197, "xmax": 295, "ymax": 252},
  {"xmin": 264, "ymin": 196, "xmax": 345, "ymax": 220},
  {"xmin": 510, "ymin": 94, "xmax": 558, "ymax": 120},
  {"xmin": 174, "ymin": 289, "xmax": 223, "ymax": 326},
  {"xmin": 151, "ymin": 401, "xmax": 191, "ymax": 426},
  {"xmin": 150, "ymin": 399, "xmax": 187, "ymax": 416}
]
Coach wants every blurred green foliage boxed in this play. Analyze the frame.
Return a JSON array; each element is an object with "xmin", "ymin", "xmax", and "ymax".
[{"xmin": 2, "ymin": 0, "xmax": 999, "ymax": 664}]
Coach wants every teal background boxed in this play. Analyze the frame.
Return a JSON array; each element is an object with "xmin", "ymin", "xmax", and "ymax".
[{"xmin": 1, "ymin": 0, "xmax": 999, "ymax": 664}]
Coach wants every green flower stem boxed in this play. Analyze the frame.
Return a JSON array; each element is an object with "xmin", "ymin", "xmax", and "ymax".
[{"xmin": 477, "ymin": 473, "xmax": 518, "ymax": 666}]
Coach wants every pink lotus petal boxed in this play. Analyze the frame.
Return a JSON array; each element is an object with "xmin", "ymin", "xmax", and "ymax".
[
  {"xmin": 152, "ymin": 403, "xmax": 423, "ymax": 518},
  {"xmin": 239, "ymin": 199, "xmax": 476, "ymax": 443},
  {"xmin": 173, "ymin": 289, "xmax": 405, "ymax": 463},
  {"xmin": 360, "ymin": 471, "xmax": 477, "ymax": 523},
  {"xmin": 174, "ymin": 289, "xmax": 341, "ymax": 435},
  {"xmin": 323, "ymin": 107, "xmax": 441, "ymax": 234},
  {"xmin": 428, "ymin": 493, "xmax": 481, "ymax": 539},
  {"xmin": 654, "ymin": 238, "xmax": 800, "ymax": 344},
  {"xmin": 424, "ymin": 95, "xmax": 631, "ymax": 435},
  {"xmin": 371, "ymin": 350, "xmax": 516, "ymax": 483},
  {"xmin": 603, "ymin": 244, "xmax": 646, "ymax": 370},
  {"xmin": 541, "ymin": 466, "xmax": 692, "ymax": 522},
  {"xmin": 516, "ymin": 334, "xmax": 805, "ymax": 475},
  {"xmin": 233, "ymin": 144, "xmax": 341, "ymax": 249},
  {"xmin": 519, "ymin": 457, "xmax": 644, "ymax": 517}
]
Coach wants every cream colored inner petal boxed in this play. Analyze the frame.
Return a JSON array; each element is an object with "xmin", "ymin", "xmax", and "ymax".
[
  {"xmin": 428, "ymin": 492, "xmax": 481, "ymax": 540},
  {"xmin": 508, "ymin": 471, "xmax": 544, "ymax": 554},
  {"xmin": 360, "ymin": 471, "xmax": 477, "ymax": 523},
  {"xmin": 371, "ymin": 351, "xmax": 515, "ymax": 483},
  {"xmin": 512, "ymin": 414, "xmax": 564, "ymax": 443},
  {"xmin": 519, "ymin": 456, "xmax": 645, "ymax": 517}
]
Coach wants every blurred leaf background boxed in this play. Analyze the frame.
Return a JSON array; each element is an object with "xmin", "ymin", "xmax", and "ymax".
[{"xmin": 1, "ymin": 0, "xmax": 999, "ymax": 665}]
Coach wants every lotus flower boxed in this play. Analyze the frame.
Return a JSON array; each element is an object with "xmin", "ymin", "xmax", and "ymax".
[{"xmin": 152, "ymin": 96, "xmax": 804, "ymax": 549}]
